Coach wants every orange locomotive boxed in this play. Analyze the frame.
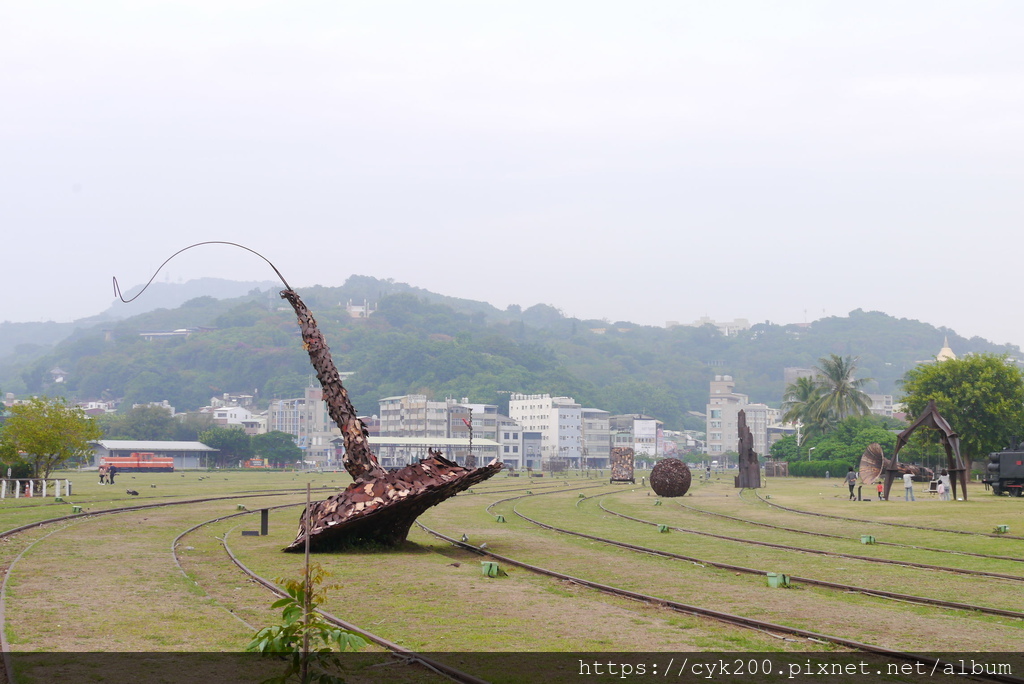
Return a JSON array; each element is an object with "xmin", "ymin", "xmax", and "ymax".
[{"xmin": 100, "ymin": 452, "xmax": 174, "ymax": 472}]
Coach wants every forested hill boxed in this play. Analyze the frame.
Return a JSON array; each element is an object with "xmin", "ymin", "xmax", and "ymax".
[{"xmin": 1, "ymin": 276, "xmax": 1018, "ymax": 431}]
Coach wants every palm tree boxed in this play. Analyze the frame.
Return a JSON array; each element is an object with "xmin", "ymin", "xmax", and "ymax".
[
  {"xmin": 812, "ymin": 354, "xmax": 873, "ymax": 421},
  {"xmin": 782, "ymin": 376, "xmax": 822, "ymax": 426}
]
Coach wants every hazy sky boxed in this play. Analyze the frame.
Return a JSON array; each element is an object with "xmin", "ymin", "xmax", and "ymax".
[{"xmin": 3, "ymin": 2, "xmax": 1023, "ymax": 347}]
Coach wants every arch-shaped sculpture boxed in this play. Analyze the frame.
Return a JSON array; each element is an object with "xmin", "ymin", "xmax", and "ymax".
[{"xmin": 883, "ymin": 400, "xmax": 967, "ymax": 501}]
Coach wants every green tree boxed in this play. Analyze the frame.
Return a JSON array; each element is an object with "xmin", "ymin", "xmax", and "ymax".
[
  {"xmin": 173, "ymin": 412, "xmax": 215, "ymax": 441},
  {"xmin": 770, "ymin": 415, "xmax": 904, "ymax": 475},
  {"xmin": 100, "ymin": 405, "xmax": 179, "ymax": 440},
  {"xmin": 199, "ymin": 426, "xmax": 254, "ymax": 467},
  {"xmin": 253, "ymin": 431, "xmax": 303, "ymax": 467},
  {"xmin": 769, "ymin": 434, "xmax": 800, "ymax": 461},
  {"xmin": 900, "ymin": 353, "xmax": 1024, "ymax": 470},
  {"xmin": 782, "ymin": 376, "xmax": 821, "ymax": 426},
  {"xmin": 781, "ymin": 375, "xmax": 827, "ymax": 444},
  {"xmin": 0, "ymin": 397, "xmax": 102, "ymax": 478},
  {"xmin": 812, "ymin": 354, "xmax": 873, "ymax": 421}
]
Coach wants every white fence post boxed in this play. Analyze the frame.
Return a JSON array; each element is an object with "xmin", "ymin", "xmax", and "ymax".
[
  {"xmin": 15, "ymin": 480, "xmax": 20, "ymax": 498},
  {"xmin": 29, "ymin": 480, "xmax": 35, "ymax": 497},
  {"xmin": 42, "ymin": 480, "xmax": 48, "ymax": 498},
  {"xmin": 1, "ymin": 480, "xmax": 6, "ymax": 499}
]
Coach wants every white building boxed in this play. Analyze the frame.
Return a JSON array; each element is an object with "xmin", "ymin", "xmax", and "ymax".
[
  {"xmin": 867, "ymin": 393, "xmax": 895, "ymax": 418},
  {"xmin": 667, "ymin": 317, "xmax": 751, "ymax": 336},
  {"xmin": 211, "ymin": 405, "xmax": 254, "ymax": 426},
  {"xmin": 508, "ymin": 393, "xmax": 582, "ymax": 469},
  {"xmin": 581, "ymin": 408, "xmax": 611, "ymax": 468},
  {"xmin": 496, "ymin": 415, "xmax": 524, "ymax": 469},
  {"xmin": 705, "ymin": 375, "xmax": 775, "ymax": 458}
]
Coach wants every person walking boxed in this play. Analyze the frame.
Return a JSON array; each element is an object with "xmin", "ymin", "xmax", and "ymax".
[
  {"xmin": 98, "ymin": 464, "xmax": 108, "ymax": 485},
  {"xmin": 108, "ymin": 464, "xmax": 118, "ymax": 485},
  {"xmin": 876, "ymin": 480, "xmax": 885, "ymax": 500},
  {"xmin": 903, "ymin": 472, "xmax": 916, "ymax": 501},
  {"xmin": 844, "ymin": 468, "xmax": 857, "ymax": 500}
]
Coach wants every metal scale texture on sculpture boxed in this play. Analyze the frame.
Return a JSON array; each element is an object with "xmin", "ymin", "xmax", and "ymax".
[{"xmin": 278, "ymin": 288, "xmax": 502, "ymax": 551}]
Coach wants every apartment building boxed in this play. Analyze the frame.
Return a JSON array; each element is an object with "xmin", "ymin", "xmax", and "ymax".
[
  {"xmin": 268, "ymin": 386, "xmax": 338, "ymax": 465},
  {"xmin": 378, "ymin": 394, "xmax": 449, "ymax": 438},
  {"xmin": 705, "ymin": 375, "xmax": 776, "ymax": 459},
  {"xmin": 508, "ymin": 393, "xmax": 582, "ymax": 468},
  {"xmin": 496, "ymin": 415, "xmax": 524, "ymax": 469},
  {"xmin": 867, "ymin": 393, "xmax": 895, "ymax": 418},
  {"xmin": 581, "ymin": 408, "xmax": 611, "ymax": 468},
  {"xmin": 609, "ymin": 414, "xmax": 663, "ymax": 459},
  {"xmin": 447, "ymin": 399, "xmax": 499, "ymax": 463}
]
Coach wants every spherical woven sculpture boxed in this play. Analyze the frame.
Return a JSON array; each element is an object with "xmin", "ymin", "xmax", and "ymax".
[{"xmin": 650, "ymin": 458, "xmax": 692, "ymax": 497}]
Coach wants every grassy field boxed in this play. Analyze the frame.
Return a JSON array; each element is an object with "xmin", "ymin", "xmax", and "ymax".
[{"xmin": 2, "ymin": 469, "xmax": 1023, "ymax": 680}]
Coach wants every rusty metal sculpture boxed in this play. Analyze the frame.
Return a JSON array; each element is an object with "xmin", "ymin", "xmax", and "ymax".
[
  {"xmin": 858, "ymin": 443, "xmax": 886, "ymax": 485},
  {"xmin": 859, "ymin": 442, "xmax": 934, "ymax": 488},
  {"xmin": 609, "ymin": 446, "xmax": 635, "ymax": 483},
  {"xmin": 279, "ymin": 289, "xmax": 502, "ymax": 551},
  {"xmin": 733, "ymin": 409, "xmax": 761, "ymax": 489},
  {"xmin": 883, "ymin": 400, "xmax": 967, "ymax": 501},
  {"xmin": 114, "ymin": 242, "xmax": 502, "ymax": 552},
  {"xmin": 650, "ymin": 458, "xmax": 692, "ymax": 497}
]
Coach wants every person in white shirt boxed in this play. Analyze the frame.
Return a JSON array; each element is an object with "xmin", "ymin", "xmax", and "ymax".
[
  {"xmin": 939, "ymin": 470, "xmax": 953, "ymax": 501},
  {"xmin": 903, "ymin": 472, "xmax": 915, "ymax": 501}
]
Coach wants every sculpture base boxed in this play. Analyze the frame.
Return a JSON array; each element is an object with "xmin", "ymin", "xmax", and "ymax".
[{"xmin": 284, "ymin": 455, "xmax": 502, "ymax": 552}]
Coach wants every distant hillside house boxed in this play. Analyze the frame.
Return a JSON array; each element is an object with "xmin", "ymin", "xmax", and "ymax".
[
  {"xmin": 666, "ymin": 317, "xmax": 751, "ymax": 336},
  {"xmin": 133, "ymin": 399, "xmax": 176, "ymax": 416},
  {"xmin": 90, "ymin": 440, "xmax": 219, "ymax": 470},
  {"xmin": 345, "ymin": 299, "xmax": 376, "ymax": 318},
  {"xmin": 138, "ymin": 327, "xmax": 214, "ymax": 341},
  {"xmin": 76, "ymin": 400, "xmax": 118, "ymax": 416}
]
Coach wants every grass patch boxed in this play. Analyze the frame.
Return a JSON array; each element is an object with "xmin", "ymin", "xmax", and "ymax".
[{"xmin": 3, "ymin": 470, "xmax": 1023, "ymax": 659}]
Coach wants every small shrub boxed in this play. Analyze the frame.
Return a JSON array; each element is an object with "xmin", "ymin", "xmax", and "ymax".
[{"xmin": 247, "ymin": 563, "xmax": 368, "ymax": 684}]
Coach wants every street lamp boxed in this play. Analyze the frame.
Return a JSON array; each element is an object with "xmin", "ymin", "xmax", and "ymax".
[{"xmin": 808, "ymin": 446, "xmax": 816, "ymax": 461}]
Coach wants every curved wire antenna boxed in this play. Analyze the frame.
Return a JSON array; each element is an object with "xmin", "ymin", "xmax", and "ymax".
[{"xmin": 112, "ymin": 241, "xmax": 292, "ymax": 303}]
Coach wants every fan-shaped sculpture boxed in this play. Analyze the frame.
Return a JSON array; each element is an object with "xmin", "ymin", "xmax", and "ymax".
[{"xmin": 650, "ymin": 458, "xmax": 692, "ymax": 497}]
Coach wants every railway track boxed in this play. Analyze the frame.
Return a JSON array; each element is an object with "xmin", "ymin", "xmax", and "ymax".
[
  {"xmin": 676, "ymin": 498, "xmax": 1024, "ymax": 564},
  {"xmin": 417, "ymin": 512, "xmax": 1024, "ymax": 683},
  {"xmin": 749, "ymin": 489, "xmax": 1024, "ymax": 540},
  {"xmin": 595, "ymin": 498, "xmax": 1024, "ymax": 582},
  {"xmin": 172, "ymin": 503, "xmax": 488, "ymax": 684},
  {"xmin": 497, "ymin": 489, "xmax": 1024, "ymax": 620},
  {"xmin": 1, "ymin": 490, "xmax": 485, "ymax": 684},
  {"xmin": 3, "ymin": 479, "xmax": 1023, "ymax": 684}
]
